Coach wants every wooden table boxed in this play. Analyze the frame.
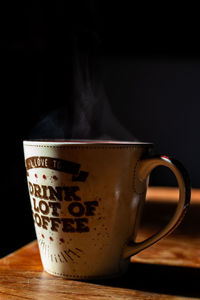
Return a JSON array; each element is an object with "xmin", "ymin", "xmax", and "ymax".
[{"xmin": 0, "ymin": 187, "xmax": 200, "ymax": 299}]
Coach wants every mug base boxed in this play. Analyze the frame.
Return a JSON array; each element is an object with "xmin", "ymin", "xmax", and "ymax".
[{"xmin": 44, "ymin": 266, "xmax": 129, "ymax": 281}]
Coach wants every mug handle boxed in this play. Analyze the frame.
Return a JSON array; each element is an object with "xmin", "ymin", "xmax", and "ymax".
[{"xmin": 123, "ymin": 155, "xmax": 191, "ymax": 259}]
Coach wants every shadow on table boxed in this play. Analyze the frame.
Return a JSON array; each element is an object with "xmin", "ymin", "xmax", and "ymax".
[{"xmin": 90, "ymin": 263, "xmax": 200, "ymax": 298}]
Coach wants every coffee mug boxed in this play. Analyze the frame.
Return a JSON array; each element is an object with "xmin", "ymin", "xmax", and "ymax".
[{"xmin": 23, "ymin": 140, "xmax": 190, "ymax": 280}]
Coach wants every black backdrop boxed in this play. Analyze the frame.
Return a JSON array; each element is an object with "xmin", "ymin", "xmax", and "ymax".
[{"xmin": 0, "ymin": 2, "xmax": 199, "ymax": 257}]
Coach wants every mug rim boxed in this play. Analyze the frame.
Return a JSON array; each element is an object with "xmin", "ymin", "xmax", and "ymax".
[{"xmin": 23, "ymin": 139, "xmax": 153, "ymax": 146}]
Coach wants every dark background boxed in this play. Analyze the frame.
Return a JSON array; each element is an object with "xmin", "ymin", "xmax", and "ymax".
[{"xmin": 0, "ymin": 2, "xmax": 200, "ymax": 257}]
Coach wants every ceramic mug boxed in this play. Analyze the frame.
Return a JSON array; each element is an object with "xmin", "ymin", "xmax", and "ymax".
[{"xmin": 23, "ymin": 140, "xmax": 190, "ymax": 280}]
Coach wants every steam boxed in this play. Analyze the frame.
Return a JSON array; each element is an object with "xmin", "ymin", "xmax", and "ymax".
[{"xmin": 29, "ymin": 50, "xmax": 136, "ymax": 141}]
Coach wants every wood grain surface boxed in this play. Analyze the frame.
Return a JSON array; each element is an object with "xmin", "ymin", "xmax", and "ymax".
[
  {"xmin": 0, "ymin": 187, "xmax": 200, "ymax": 299},
  {"xmin": 132, "ymin": 187, "xmax": 200, "ymax": 268}
]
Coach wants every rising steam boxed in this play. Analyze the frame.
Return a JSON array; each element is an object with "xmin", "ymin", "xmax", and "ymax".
[{"xmin": 29, "ymin": 49, "xmax": 136, "ymax": 141}]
